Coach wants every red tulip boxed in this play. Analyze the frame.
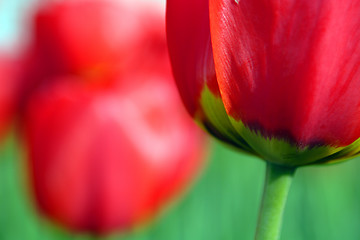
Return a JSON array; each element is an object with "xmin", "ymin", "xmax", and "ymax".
[
  {"xmin": 0, "ymin": 55, "xmax": 21, "ymax": 141},
  {"xmin": 166, "ymin": 0, "xmax": 360, "ymax": 166},
  {"xmin": 34, "ymin": 0, "xmax": 167, "ymax": 77},
  {"xmin": 19, "ymin": 0, "xmax": 168, "ymax": 110},
  {"xmin": 20, "ymin": 0, "xmax": 207, "ymax": 234},
  {"xmin": 24, "ymin": 76, "xmax": 205, "ymax": 234}
]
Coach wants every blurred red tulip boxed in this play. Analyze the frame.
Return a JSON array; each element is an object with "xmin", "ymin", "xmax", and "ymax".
[
  {"xmin": 0, "ymin": 55, "xmax": 21, "ymax": 141},
  {"xmin": 37, "ymin": 0, "xmax": 167, "ymax": 77},
  {"xmin": 19, "ymin": 0, "xmax": 168, "ymax": 110},
  {"xmin": 167, "ymin": 0, "xmax": 360, "ymax": 166},
  {"xmin": 21, "ymin": 0, "xmax": 207, "ymax": 235},
  {"xmin": 24, "ymin": 77, "xmax": 205, "ymax": 234}
]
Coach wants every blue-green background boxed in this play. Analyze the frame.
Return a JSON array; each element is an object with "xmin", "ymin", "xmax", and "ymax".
[{"xmin": 2, "ymin": 1, "xmax": 360, "ymax": 239}]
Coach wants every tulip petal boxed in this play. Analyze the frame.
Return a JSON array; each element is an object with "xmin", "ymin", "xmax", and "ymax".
[
  {"xmin": 315, "ymin": 138, "xmax": 360, "ymax": 164},
  {"xmin": 166, "ymin": 0, "xmax": 215, "ymax": 115},
  {"xmin": 210, "ymin": 0, "xmax": 360, "ymax": 147},
  {"xmin": 198, "ymin": 86, "xmax": 256, "ymax": 153},
  {"xmin": 229, "ymin": 117, "xmax": 345, "ymax": 166},
  {"xmin": 25, "ymin": 77, "xmax": 207, "ymax": 233},
  {"xmin": 167, "ymin": 0, "xmax": 254, "ymax": 151},
  {"xmin": 0, "ymin": 55, "xmax": 19, "ymax": 140}
]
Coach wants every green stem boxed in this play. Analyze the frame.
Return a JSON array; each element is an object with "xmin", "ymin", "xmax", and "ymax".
[{"xmin": 254, "ymin": 162, "xmax": 296, "ymax": 240}]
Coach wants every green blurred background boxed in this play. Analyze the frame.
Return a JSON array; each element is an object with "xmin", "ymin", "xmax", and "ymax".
[
  {"xmin": 2, "ymin": 0, "xmax": 360, "ymax": 239},
  {"xmin": 2, "ymin": 133, "xmax": 360, "ymax": 240}
]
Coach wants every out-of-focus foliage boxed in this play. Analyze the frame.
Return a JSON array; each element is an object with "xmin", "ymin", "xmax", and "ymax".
[{"xmin": 1, "ymin": 137, "xmax": 360, "ymax": 240}]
